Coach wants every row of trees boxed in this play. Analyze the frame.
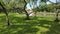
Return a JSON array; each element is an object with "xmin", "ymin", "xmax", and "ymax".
[
  {"xmin": 32, "ymin": 0, "xmax": 60, "ymax": 22},
  {"xmin": 33, "ymin": 4, "xmax": 60, "ymax": 12},
  {"xmin": 0, "ymin": 0, "xmax": 60, "ymax": 26}
]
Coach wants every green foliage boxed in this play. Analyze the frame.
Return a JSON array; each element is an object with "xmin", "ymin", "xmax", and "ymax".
[
  {"xmin": 33, "ymin": 3, "xmax": 60, "ymax": 12},
  {"xmin": 0, "ymin": 0, "xmax": 30, "ymax": 9},
  {"xmin": 0, "ymin": 0, "xmax": 3, "ymax": 2}
]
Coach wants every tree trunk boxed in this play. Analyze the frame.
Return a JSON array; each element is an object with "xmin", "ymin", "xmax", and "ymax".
[
  {"xmin": 24, "ymin": 0, "xmax": 30, "ymax": 20},
  {"xmin": 5, "ymin": 10, "xmax": 10, "ymax": 26},
  {"xmin": 24, "ymin": 9, "xmax": 30, "ymax": 20},
  {"xmin": 54, "ymin": 9, "xmax": 59, "ymax": 22},
  {"xmin": 0, "ymin": 2, "xmax": 10, "ymax": 26},
  {"xmin": 54, "ymin": 0, "xmax": 59, "ymax": 22}
]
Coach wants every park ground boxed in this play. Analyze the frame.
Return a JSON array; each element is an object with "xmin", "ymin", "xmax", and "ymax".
[{"xmin": 0, "ymin": 13, "xmax": 60, "ymax": 34}]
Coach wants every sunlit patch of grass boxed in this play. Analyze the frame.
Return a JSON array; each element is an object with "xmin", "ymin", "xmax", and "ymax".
[{"xmin": 43, "ymin": 24, "xmax": 51, "ymax": 27}]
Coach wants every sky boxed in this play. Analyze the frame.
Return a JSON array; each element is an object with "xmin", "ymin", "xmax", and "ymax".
[
  {"xmin": 26, "ymin": 0, "xmax": 56, "ymax": 10},
  {"xmin": 47, "ymin": 0, "xmax": 56, "ymax": 4}
]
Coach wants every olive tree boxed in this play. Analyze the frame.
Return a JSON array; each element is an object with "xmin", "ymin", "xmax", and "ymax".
[{"xmin": 0, "ymin": 0, "xmax": 10, "ymax": 26}]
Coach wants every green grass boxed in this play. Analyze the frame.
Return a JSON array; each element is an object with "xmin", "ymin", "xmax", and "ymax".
[{"xmin": 0, "ymin": 13, "xmax": 60, "ymax": 34}]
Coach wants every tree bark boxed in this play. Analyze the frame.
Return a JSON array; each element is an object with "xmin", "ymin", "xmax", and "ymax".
[
  {"xmin": 24, "ymin": 0, "xmax": 30, "ymax": 20},
  {"xmin": 0, "ymin": 2, "xmax": 10, "ymax": 26}
]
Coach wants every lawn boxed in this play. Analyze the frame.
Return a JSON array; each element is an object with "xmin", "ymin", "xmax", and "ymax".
[{"xmin": 0, "ymin": 13, "xmax": 60, "ymax": 34}]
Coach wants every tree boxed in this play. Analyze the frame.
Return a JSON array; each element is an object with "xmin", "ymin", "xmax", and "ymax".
[
  {"xmin": 0, "ymin": 2, "xmax": 10, "ymax": 26},
  {"xmin": 54, "ymin": 0, "xmax": 60, "ymax": 22},
  {"xmin": 32, "ymin": 0, "xmax": 47, "ymax": 17},
  {"xmin": 24, "ymin": 0, "xmax": 30, "ymax": 20},
  {"xmin": 7, "ymin": 0, "xmax": 30, "ymax": 20},
  {"xmin": 10, "ymin": 0, "xmax": 30, "ymax": 20},
  {"xmin": 40, "ymin": 0, "xmax": 60, "ymax": 22}
]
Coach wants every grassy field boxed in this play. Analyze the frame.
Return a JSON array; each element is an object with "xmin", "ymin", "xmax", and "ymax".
[{"xmin": 0, "ymin": 13, "xmax": 60, "ymax": 34}]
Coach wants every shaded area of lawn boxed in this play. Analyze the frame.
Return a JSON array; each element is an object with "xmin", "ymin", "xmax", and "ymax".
[
  {"xmin": 9, "ymin": 25, "xmax": 39, "ymax": 34},
  {"xmin": 0, "ymin": 13, "xmax": 60, "ymax": 34}
]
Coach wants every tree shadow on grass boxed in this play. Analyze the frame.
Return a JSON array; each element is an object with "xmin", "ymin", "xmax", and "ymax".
[
  {"xmin": 9, "ymin": 16, "xmax": 60, "ymax": 34},
  {"xmin": 45, "ymin": 23, "xmax": 60, "ymax": 34},
  {"xmin": 0, "ymin": 25, "xmax": 8, "ymax": 34},
  {"xmin": 9, "ymin": 25, "xmax": 39, "ymax": 34},
  {"xmin": 9, "ymin": 15, "xmax": 40, "ymax": 25},
  {"xmin": 9, "ymin": 15, "xmax": 26, "ymax": 25},
  {"xmin": 0, "ymin": 15, "xmax": 60, "ymax": 34},
  {"xmin": 8, "ymin": 16, "xmax": 60, "ymax": 34},
  {"xmin": 38, "ymin": 20, "xmax": 60, "ymax": 34},
  {"xmin": 0, "ymin": 16, "xmax": 8, "ymax": 34},
  {"xmin": 0, "ymin": 16, "xmax": 6, "ymax": 23}
]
